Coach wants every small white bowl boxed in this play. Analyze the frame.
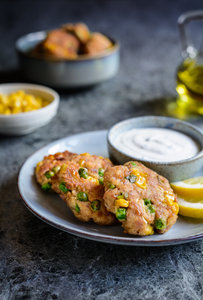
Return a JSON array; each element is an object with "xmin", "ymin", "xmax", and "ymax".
[{"xmin": 0, "ymin": 83, "xmax": 59, "ymax": 135}]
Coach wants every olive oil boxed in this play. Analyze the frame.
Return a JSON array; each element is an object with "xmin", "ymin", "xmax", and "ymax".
[{"xmin": 176, "ymin": 58, "xmax": 203, "ymax": 115}]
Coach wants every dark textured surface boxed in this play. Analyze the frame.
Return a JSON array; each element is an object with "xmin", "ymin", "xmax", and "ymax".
[{"xmin": 0, "ymin": 1, "xmax": 203, "ymax": 299}]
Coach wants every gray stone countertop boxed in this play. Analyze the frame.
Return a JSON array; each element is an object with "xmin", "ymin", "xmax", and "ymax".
[{"xmin": 0, "ymin": 0, "xmax": 203, "ymax": 299}]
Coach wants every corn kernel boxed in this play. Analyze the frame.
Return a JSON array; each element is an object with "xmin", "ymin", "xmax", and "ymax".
[
  {"xmin": 172, "ymin": 202, "xmax": 179, "ymax": 214},
  {"xmin": 87, "ymin": 176, "xmax": 98, "ymax": 184},
  {"xmin": 0, "ymin": 90, "xmax": 49, "ymax": 115},
  {"xmin": 164, "ymin": 191, "xmax": 175, "ymax": 205},
  {"xmin": 79, "ymin": 159, "xmax": 85, "ymax": 167},
  {"xmin": 60, "ymin": 164, "xmax": 68, "ymax": 172},
  {"xmin": 36, "ymin": 161, "xmax": 43, "ymax": 173},
  {"xmin": 131, "ymin": 169, "xmax": 147, "ymax": 189},
  {"xmin": 4, "ymin": 108, "xmax": 11, "ymax": 115},
  {"xmin": 115, "ymin": 199, "xmax": 129, "ymax": 208},
  {"xmin": 145, "ymin": 225, "xmax": 154, "ymax": 235}
]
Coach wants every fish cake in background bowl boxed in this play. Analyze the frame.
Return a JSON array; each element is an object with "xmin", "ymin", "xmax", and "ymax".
[
  {"xmin": 35, "ymin": 151, "xmax": 115, "ymax": 225},
  {"xmin": 84, "ymin": 32, "xmax": 113, "ymax": 55},
  {"xmin": 36, "ymin": 29, "xmax": 80, "ymax": 59},
  {"xmin": 103, "ymin": 161, "xmax": 179, "ymax": 236}
]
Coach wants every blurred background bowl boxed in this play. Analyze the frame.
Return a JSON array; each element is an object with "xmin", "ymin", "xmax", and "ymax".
[
  {"xmin": 0, "ymin": 83, "xmax": 59, "ymax": 135},
  {"xmin": 107, "ymin": 116, "xmax": 203, "ymax": 182},
  {"xmin": 16, "ymin": 31, "xmax": 120, "ymax": 88}
]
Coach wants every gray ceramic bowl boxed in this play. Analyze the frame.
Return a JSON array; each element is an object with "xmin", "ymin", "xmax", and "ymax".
[
  {"xmin": 107, "ymin": 116, "xmax": 203, "ymax": 182},
  {"xmin": 16, "ymin": 31, "xmax": 120, "ymax": 88}
]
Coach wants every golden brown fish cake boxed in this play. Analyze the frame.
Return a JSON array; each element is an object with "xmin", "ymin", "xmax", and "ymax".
[
  {"xmin": 103, "ymin": 161, "xmax": 179, "ymax": 236},
  {"xmin": 51, "ymin": 156, "xmax": 115, "ymax": 225},
  {"xmin": 84, "ymin": 33, "xmax": 112, "ymax": 55},
  {"xmin": 40, "ymin": 29, "xmax": 80, "ymax": 59},
  {"xmin": 35, "ymin": 151, "xmax": 115, "ymax": 225}
]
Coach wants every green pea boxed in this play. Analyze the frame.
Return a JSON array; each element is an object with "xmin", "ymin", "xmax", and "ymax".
[
  {"xmin": 52, "ymin": 165, "xmax": 61, "ymax": 174},
  {"xmin": 131, "ymin": 162, "xmax": 137, "ymax": 166},
  {"xmin": 125, "ymin": 174, "xmax": 137, "ymax": 183},
  {"xmin": 91, "ymin": 200, "xmax": 101, "ymax": 211},
  {"xmin": 41, "ymin": 182, "xmax": 52, "ymax": 191},
  {"xmin": 144, "ymin": 199, "xmax": 152, "ymax": 206},
  {"xmin": 148, "ymin": 204, "xmax": 155, "ymax": 214},
  {"xmin": 155, "ymin": 219, "xmax": 166, "ymax": 230},
  {"xmin": 99, "ymin": 177, "xmax": 104, "ymax": 185},
  {"xmin": 59, "ymin": 182, "xmax": 69, "ymax": 193},
  {"xmin": 45, "ymin": 170, "xmax": 55, "ymax": 179},
  {"xmin": 75, "ymin": 203, "xmax": 80, "ymax": 213},
  {"xmin": 117, "ymin": 194, "xmax": 124, "ymax": 199},
  {"xmin": 109, "ymin": 183, "xmax": 116, "ymax": 189},
  {"xmin": 116, "ymin": 208, "xmax": 127, "ymax": 220},
  {"xmin": 78, "ymin": 168, "xmax": 88, "ymax": 179},
  {"xmin": 98, "ymin": 168, "xmax": 104, "ymax": 177},
  {"xmin": 77, "ymin": 191, "xmax": 88, "ymax": 202}
]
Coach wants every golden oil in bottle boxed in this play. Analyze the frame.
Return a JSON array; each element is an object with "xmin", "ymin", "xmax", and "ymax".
[{"xmin": 176, "ymin": 58, "xmax": 203, "ymax": 115}]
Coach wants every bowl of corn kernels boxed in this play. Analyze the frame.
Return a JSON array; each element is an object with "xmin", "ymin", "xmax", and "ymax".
[{"xmin": 0, "ymin": 83, "xmax": 59, "ymax": 135}]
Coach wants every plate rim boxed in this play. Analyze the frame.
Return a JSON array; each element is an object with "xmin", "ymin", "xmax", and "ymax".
[{"xmin": 18, "ymin": 130, "xmax": 203, "ymax": 246}]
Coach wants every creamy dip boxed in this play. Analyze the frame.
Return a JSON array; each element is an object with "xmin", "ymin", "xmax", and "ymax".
[{"xmin": 114, "ymin": 128, "xmax": 200, "ymax": 162}]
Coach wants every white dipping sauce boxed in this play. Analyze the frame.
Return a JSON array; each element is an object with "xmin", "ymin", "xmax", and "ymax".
[{"xmin": 114, "ymin": 128, "xmax": 200, "ymax": 162}]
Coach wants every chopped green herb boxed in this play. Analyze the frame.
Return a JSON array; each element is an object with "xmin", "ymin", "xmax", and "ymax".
[
  {"xmin": 99, "ymin": 177, "xmax": 104, "ymax": 185},
  {"xmin": 59, "ymin": 182, "xmax": 69, "ymax": 193},
  {"xmin": 125, "ymin": 174, "xmax": 137, "ymax": 183},
  {"xmin": 131, "ymin": 162, "xmax": 137, "ymax": 166},
  {"xmin": 155, "ymin": 219, "xmax": 166, "ymax": 230},
  {"xmin": 41, "ymin": 182, "xmax": 52, "ymax": 191},
  {"xmin": 75, "ymin": 203, "xmax": 80, "ymax": 213},
  {"xmin": 45, "ymin": 170, "xmax": 55, "ymax": 179},
  {"xmin": 109, "ymin": 183, "xmax": 116, "ymax": 189},
  {"xmin": 116, "ymin": 208, "xmax": 127, "ymax": 220},
  {"xmin": 78, "ymin": 168, "xmax": 88, "ymax": 179},
  {"xmin": 77, "ymin": 191, "xmax": 88, "ymax": 202},
  {"xmin": 91, "ymin": 200, "xmax": 101, "ymax": 211},
  {"xmin": 98, "ymin": 168, "xmax": 104, "ymax": 177}
]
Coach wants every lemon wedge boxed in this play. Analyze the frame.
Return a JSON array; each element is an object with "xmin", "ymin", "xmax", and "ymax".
[
  {"xmin": 177, "ymin": 197, "xmax": 203, "ymax": 218},
  {"xmin": 171, "ymin": 176, "xmax": 203, "ymax": 198}
]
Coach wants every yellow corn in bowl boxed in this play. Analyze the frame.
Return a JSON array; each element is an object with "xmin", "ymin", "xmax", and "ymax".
[{"xmin": 0, "ymin": 83, "xmax": 59, "ymax": 135}]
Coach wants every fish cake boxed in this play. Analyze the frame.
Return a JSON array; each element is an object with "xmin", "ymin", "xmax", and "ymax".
[
  {"xmin": 40, "ymin": 29, "xmax": 80, "ymax": 59},
  {"xmin": 36, "ymin": 151, "xmax": 115, "ymax": 225},
  {"xmin": 103, "ymin": 161, "xmax": 179, "ymax": 236},
  {"xmin": 84, "ymin": 33, "xmax": 112, "ymax": 55},
  {"xmin": 51, "ymin": 153, "xmax": 115, "ymax": 225}
]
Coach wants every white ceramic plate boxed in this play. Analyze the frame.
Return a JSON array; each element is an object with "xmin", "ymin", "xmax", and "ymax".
[{"xmin": 18, "ymin": 130, "xmax": 203, "ymax": 246}]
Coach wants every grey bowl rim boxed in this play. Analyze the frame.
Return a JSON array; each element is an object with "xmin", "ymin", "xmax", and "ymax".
[
  {"xmin": 107, "ymin": 116, "xmax": 203, "ymax": 166},
  {"xmin": 15, "ymin": 30, "xmax": 120, "ymax": 63}
]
